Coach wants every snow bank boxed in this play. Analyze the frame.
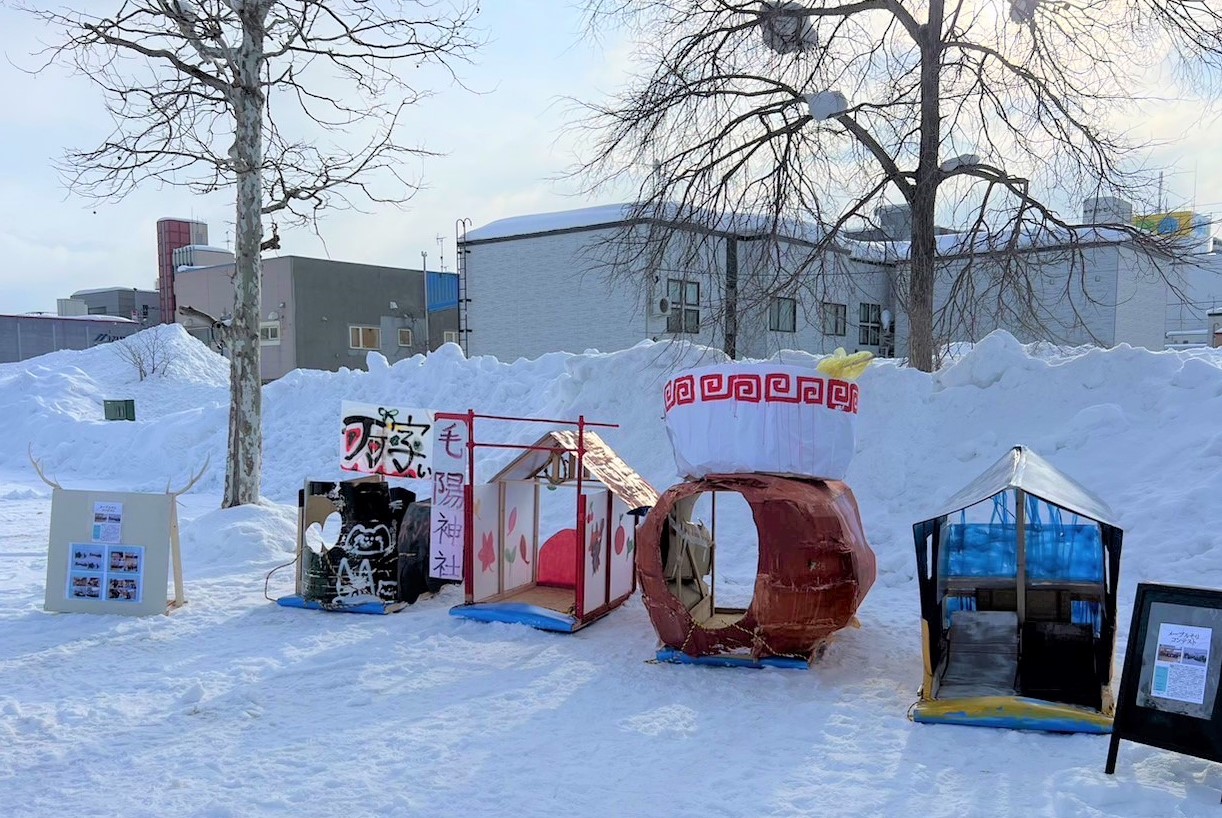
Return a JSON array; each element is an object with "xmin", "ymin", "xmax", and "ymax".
[{"xmin": 8, "ymin": 327, "xmax": 1222, "ymax": 596}]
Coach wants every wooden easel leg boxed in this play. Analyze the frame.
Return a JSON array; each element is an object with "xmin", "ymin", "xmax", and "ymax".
[{"xmin": 1104, "ymin": 733, "xmax": 1120, "ymax": 775}]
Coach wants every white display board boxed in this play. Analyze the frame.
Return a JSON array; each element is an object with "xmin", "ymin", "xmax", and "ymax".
[
  {"xmin": 500, "ymin": 481, "xmax": 536, "ymax": 594},
  {"xmin": 581, "ymin": 490, "xmax": 610, "ymax": 615},
  {"xmin": 609, "ymin": 496, "xmax": 636, "ymax": 603},
  {"xmin": 471, "ymin": 483, "xmax": 501, "ymax": 602},
  {"xmin": 44, "ymin": 489, "xmax": 184, "ymax": 616},
  {"xmin": 663, "ymin": 363, "xmax": 859, "ymax": 480}
]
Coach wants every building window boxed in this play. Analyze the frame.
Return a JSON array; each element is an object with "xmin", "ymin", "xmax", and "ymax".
[
  {"xmin": 349, "ymin": 325, "xmax": 381, "ymax": 350},
  {"xmin": 443, "ymin": 330, "xmax": 460, "ymax": 344},
  {"xmin": 821, "ymin": 302, "xmax": 847, "ymax": 337},
  {"xmin": 859, "ymin": 303, "xmax": 882, "ymax": 346},
  {"xmin": 259, "ymin": 322, "xmax": 281, "ymax": 345},
  {"xmin": 398, "ymin": 328, "xmax": 413, "ymax": 347},
  {"xmin": 141, "ymin": 305, "xmax": 149, "ymax": 319},
  {"xmin": 769, "ymin": 297, "xmax": 797, "ymax": 333},
  {"xmin": 666, "ymin": 279, "xmax": 701, "ymax": 334}
]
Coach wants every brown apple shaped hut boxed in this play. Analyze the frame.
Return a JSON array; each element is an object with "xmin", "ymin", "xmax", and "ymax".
[{"xmin": 636, "ymin": 473, "xmax": 877, "ymax": 667}]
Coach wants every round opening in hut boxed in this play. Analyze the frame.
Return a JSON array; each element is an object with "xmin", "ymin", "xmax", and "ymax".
[
  {"xmin": 676, "ymin": 490, "xmax": 760, "ymax": 627},
  {"xmin": 637, "ymin": 474, "xmax": 877, "ymax": 663}
]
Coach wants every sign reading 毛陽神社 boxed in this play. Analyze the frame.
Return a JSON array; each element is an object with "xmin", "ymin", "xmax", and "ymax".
[{"xmin": 428, "ymin": 415, "xmax": 469, "ymax": 582}]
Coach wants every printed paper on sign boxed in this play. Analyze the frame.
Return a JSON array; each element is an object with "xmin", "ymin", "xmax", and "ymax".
[
  {"xmin": 340, "ymin": 401, "xmax": 434, "ymax": 478},
  {"xmin": 1152, "ymin": 623, "xmax": 1212, "ymax": 705},
  {"xmin": 92, "ymin": 501, "xmax": 123, "ymax": 544}
]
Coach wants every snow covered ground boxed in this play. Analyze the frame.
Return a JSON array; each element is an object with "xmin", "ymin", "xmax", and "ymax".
[{"xmin": 3, "ymin": 325, "xmax": 1222, "ymax": 816}]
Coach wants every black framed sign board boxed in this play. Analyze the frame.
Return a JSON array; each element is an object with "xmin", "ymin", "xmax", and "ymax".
[{"xmin": 1107, "ymin": 583, "xmax": 1222, "ymax": 798}]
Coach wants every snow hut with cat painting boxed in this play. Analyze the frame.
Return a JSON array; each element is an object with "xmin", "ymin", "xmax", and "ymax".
[{"xmin": 449, "ymin": 428, "xmax": 657, "ymax": 632}]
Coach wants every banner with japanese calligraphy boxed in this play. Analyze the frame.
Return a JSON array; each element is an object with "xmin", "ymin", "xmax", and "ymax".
[
  {"xmin": 341, "ymin": 401, "xmax": 434, "ymax": 479},
  {"xmin": 428, "ymin": 415, "xmax": 469, "ymax": 581}
]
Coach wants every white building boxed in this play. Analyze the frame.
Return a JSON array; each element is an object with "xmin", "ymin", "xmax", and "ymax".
[
  {"xmin": 459, "ymin": 201, "xmax": 1219, "ymax": 361},
  {"xmin": 461, "ymin": 205, "xmax": 891, "ymax": 361}
]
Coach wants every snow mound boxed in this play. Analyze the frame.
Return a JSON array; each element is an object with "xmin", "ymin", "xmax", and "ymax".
[
  {"xmin": 180, "ymin": 502, "xmax": 297, "ymax": 579},
  {"xmin": 3, "ymin": 327, "xmax": 1222, "ymax": 595}
]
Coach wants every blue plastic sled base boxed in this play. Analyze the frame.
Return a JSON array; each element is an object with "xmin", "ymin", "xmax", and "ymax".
[
  {"xmin": 655, "ymin": 648, "xmax": 810, "ymax": 670},
  {"xmin": 911, "ymin": 696, "xmax": 1113, "ymax": 734},
  {"xmin": 276, "ymin": 595, "xmax": 399, "ymax": 616},
  {"xmin": 449, "ymin": 602, "xmax": 579, "ymax": 633}
]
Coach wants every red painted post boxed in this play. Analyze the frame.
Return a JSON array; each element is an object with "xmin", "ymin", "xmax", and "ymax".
[
  {"xmin": 463, "ymin": 408, "xmax": 476, "ymax": 604},
  {"xmin": 574, "ymin": 415, "xmax": 586, "ymax": 621}
]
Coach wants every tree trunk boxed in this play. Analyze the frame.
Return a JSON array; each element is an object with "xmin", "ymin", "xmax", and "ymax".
[
  {"xmin": 908, "ymin": 5, "xmax": 945, "ymax": 373},
  {"xmin": 223, "ymin": 7, "xmax": 267, "ymax": 508},
  {"xmin": 908, "ymin": 215, "xmax": 937, "ymax": 372}
]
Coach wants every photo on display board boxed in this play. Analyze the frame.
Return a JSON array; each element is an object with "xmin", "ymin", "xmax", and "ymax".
[
  {"xmin": 106, "ymin": 576, "xmax": 141, "ymax": 602},
  {"xmin": 68, "ymin": 574, "xmax": 102, "ymax": 599},
  {"xmin": 107, "ymin": 547, "xmax": 142, "ymax": 574},
  {"xmin": 70, "ymin": 545, "xmax": 105, "ymax": 572}
]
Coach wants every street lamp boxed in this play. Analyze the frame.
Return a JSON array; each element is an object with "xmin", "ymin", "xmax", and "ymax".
[
  {"xmin": 939, "ymin": 154, "xmax": 981, "ymax": 172},
  {"xmin": 804, "ymin": 91, "xmax": 849, "ymax": 121}
]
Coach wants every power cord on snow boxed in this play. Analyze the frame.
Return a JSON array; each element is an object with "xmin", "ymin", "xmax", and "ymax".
[{"xmin": 263, "ymin": 558, "xmax": 297, "ymax": 601}]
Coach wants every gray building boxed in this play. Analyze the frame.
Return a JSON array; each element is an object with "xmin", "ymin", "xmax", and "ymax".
[
  {"xmin": 0, "ymin": 313, "xmax": 139, "ymax": 364},
  {"xmin": 61, "ymin": 287, "xmax": 162, "ymax": 326},
  {"xmin": 174, "ymin": 255, "xmax": 460, "ymax": 381}
]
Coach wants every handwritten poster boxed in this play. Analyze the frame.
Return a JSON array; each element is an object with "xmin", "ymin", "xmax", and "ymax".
[
  {"xmin": 92, "ymin": 502, "xmax": 123, "ymax": 543},
  {"xmin": 340, "ymin": 401, "xmax": 434, "ymax": 478},
  {"xmin": 428, "ymin": 416, "xmax": 468, "ymax": 581},
  {"xmin": 1153, "ymin": 623, "xmax": 1212, "ymax": 705}
]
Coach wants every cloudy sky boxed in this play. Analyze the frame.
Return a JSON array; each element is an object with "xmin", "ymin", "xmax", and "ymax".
[
  {"xmin": 0, "ymin": 3, "xmax": 636, "ymax": 314},
  {"xmin": 0, "ymin": 2, "xmax": 1220, "ymax": 316}
]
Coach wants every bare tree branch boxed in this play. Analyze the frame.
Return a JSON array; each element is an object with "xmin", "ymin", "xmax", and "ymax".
[
  {"xmin": 21, "ymin": 0, "xmax": 482, "ymax": 506},
  {"xmin": 575, "ymin": 0, "xmax": 1221, "ymax": 370}
]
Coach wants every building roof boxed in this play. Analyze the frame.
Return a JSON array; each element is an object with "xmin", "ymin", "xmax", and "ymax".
[
  {"xmin": 175, "ymin": 244, "xmax": 233, "ymax": 254},
  {"xmin": 489, "ymin": 430, "xmax": 659, "ymax": 509},
  {"xmin": 466, "ymin": 204, "xmax": 633, "ymax": 242},
  {"xmin": 923, "ymin": 445, "xmax": 1119, "ymax": 527},
  {"xmin": 464, "ymin": 203, "xmax": 1160, "ymax": 263},
  {"xmin": 0, "ymin": 312, "xmax": 136, "ymax": 323},
  {"xmin": 464, "ymin": 202, "xmax": 827, "ymax": 246},
  {"xmin": 71, "ymin": 287, "xmax": 157, "ymax": 297},
  {"xmin": 847, "ymin": 225, "xmax": 1137, "ymax": 264}
]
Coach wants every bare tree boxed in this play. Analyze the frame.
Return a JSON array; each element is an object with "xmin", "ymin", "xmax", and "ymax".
[
  {"xmin": 24, "ymin": 0, "xmax": 481, "ymax": 506},
  {"xmin": 112, "ymin": 327, "xmax": 176, "ymax": 381},
  {"xmin": 578, "ymin": 0, "xmax": 1220, "ymax": 370}
]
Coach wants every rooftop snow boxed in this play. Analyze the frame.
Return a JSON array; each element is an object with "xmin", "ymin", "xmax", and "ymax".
[
  {"xmin": 465, "ymin": 202, "xmax": 827, "ymax": 244},
  {"xmin": 466, "ymin": 203, "xmax": 1162, "ymax": 261},
  {"xmin": 71, "ymin": 287, "xmax": 156, "ymax": 297},
  {"xmin": 3, "ymin": 312, "xmax": 136, "ymax": 323},
  {"xmin": 464, "ymin": 203, "xmax": 637, "ymax": 241}
]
